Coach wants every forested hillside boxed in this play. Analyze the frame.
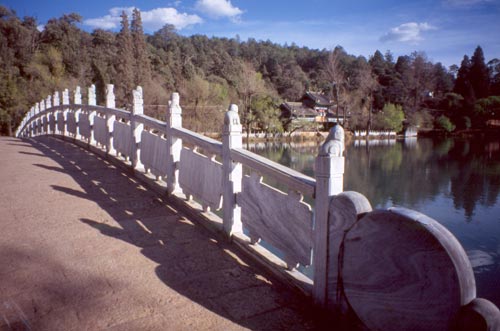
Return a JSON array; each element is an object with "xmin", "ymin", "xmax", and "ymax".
[{"xmin": 1, "ymin": 6, "xmax": 499, "ymax": 135}]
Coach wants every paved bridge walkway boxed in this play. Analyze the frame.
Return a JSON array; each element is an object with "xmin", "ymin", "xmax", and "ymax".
[{"xmin": 0, "ymin": 136, "xmax": 325, "ymax": 331}]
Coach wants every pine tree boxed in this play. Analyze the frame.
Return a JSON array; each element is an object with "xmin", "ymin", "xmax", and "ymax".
[
  {"xmin": 454, "ymin": 55, "xmax": 474, "ymax": 103},
  {"xmin": 131, "ymin": 8, "xmax": 151, "ymax": 87},
  {"xmin": 115, "ymin": 11, "xmax": 134, "ymax": 107},
  {"xmin": 469, "ymin": 46, "xmax": 490, "ymax": 99}
]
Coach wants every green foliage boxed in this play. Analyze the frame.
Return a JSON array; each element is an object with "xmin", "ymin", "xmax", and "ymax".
[
  {"xmin": 435, "ymin": 115, "xmax": 456, "ymax": 132},
  {"xmin": 374, "ymin": 103, "xmax": 405, "ymax": 132},
  {"xmin": 407, "ymin": 109, "xmax": 434, "ymax": 129},
  {"xmin": 1, "ymin": 7, "xmax": 498, "ymax": 135},
  {"xmin": 250, "ymin": 95, "xmax": 283, "ymax": 134}
]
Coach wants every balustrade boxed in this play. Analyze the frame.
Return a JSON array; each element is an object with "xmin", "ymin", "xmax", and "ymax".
[{"xmin": 15, "ymin": 85, "xmax": 500, "ymax": 331}]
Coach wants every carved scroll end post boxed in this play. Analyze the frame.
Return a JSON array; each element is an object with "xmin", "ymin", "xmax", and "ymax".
[
  {"xmin": 105, "ymin": 84, "xmax": 116, "ymax": 155},
  {"xmin": 88, "ymin": 85, "xmax": 97, "ymax": 145},
  {"xmin": 131, "ymin": 86, "xmax": 144, "ymax": 169},
  {"xmin": 222, "ymin": 104, "xmax": 243, "ymax": 237},
  {"xmin": 166, "ymin": 92, "xmax": 182, "ymax": 195},
  {"xmin": 313, "ymin": 124, "xmax": 346, "ymax": 306},
  {"xmin": 74, "ymin": 86, "xmax": 82, "ymax": 140}
]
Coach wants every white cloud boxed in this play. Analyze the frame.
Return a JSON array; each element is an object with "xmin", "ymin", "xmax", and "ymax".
[
  {"xmin": 141, "ymin": 8, "xmax": 203, "ymax": 30},
  {"xmin": 380, "ymin": 22, "xmax": 436, "ymax": 43},
  {"xmin": 195, "ymin": 0, "xmax": 243, "ymax": 20},
  {"xmin": 83, "ymin": 7, "xmax": 203, "ymax": 31},
  {"xmin": 36, "ymin": 24, "xmax": 45, "ymax": 32}
]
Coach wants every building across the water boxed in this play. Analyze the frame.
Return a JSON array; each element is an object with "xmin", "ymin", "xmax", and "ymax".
[{"xmin": 280, "ymin": 92, "xmax": 348, "ymax": 128}]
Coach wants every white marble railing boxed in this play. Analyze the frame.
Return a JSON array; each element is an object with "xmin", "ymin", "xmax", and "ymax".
[{"xmin": 15, "ymin": 84, "xmax": 499, "ymax": 331}]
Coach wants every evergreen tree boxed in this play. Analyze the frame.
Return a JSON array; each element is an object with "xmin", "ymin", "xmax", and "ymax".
[
  {"xmin": 469, "ymin": 46, "xmax": 490, "ymax": 99},
  {"xmin": 131, "ymin": 8, "xmax": 151, "ymax": 87},
  {"xmin": 454, "ymin": 55, "xmax": 474, "ymax": 103},
  {"xmin": 115, "ymin": 11, "xmax": 134, "ymax": 106}
]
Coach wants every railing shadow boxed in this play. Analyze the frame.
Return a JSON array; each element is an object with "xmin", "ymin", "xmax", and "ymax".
[{"xmin": 23, "ymin": 136, "xmax": 337, "ymax": 330}]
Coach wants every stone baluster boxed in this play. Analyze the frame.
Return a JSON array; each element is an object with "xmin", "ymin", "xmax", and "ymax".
[
  {"xmin": 40, "ymin": 100, "xmax": 46, "ymax": 135},
  {"xmin": 166, "ymin": 92, "xmax": 182, "ymax": 195},
  {"xmin": 74, "ymin": 86, "xmax": 82, "ymax": 140},
  {"xmin": 46, "ymin": 95, "xmax": 52, "ymax": 134},
  {"xmin": 53, "ymin": 91, "xmax": 60, "ymax": 134},
  {"xmin": 34, "ymin": 103, "xmax": 40, "ymax": 136},
  {"xmin": 222, "ymin": 104, "xmax": 243, "ymax": 237},
  {"xmin": 131, "ymin": 86, "xmax": 144, "ymax": 169},
  {"xmin": 88, "ymin": 84, "xmax": 97, "ymax": 146},
  {"xmin": 105, "ymin": 84, "xmax": 116, "ymax": 155},
  {"xmin": 62, "ymin": 89, "xmax": 69, "ymax": 137},
  {"xmin": 313, "ymin": 124, "xmax": 345, "ymax": 306}
]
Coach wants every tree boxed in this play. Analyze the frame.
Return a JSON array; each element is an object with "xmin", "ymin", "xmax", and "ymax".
[
  {"xmin": 131, "ymin": 8, "xmax": 151, "ymax": 87},
  {"xmin": 435, "ymin": 115, "xmax": 455, "ymax": 132},
  {"xmin": 234, "ymin": 61, "xmax": 267, "ymax": 137},
  {"xmin": 469, "ymin": 46, "xmax": 490, "ymax": 99},
  {"xmin": 374, "ymin": 103, "xmax": 404, "ymax": 132},
  {"xmin": 250, "ymin": 95, "xmax": 283, "ymax": 135},
  {"xmin": 115, "ymin": 11, "xmax": 134, "ymax": 106}
]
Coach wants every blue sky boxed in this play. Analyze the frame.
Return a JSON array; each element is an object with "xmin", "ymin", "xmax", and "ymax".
[{"xmin": 3, "ymin": 0, "xmax": 499, "ymax": 67}]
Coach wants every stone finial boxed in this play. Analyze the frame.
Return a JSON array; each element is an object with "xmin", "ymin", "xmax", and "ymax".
[
  {"xmin": 168, "ymin": 92, "xmax": 182, "ymax": 116},
  {"xmin": 46, "ymin": 95, "xmax": 52, "ymax": 108},
  {"xmin": 132, "ymin": 86, "xmax": 143, "ymax": 114},
  {"xmin": 62, "ymin": 89, "xmax": 69, "ymax": 105},
  {"xmin": 35, "ymin": 103, "xmax": 39, "ymax": 114},
  {"xmin": 40, "ymin": 100, "xmax": 45, "ymax": 111},
  {"xmin": 320, "ymin": 124, "xmax": 345, "ymax": 157},
  {"xmin": 224, "ymin": 104, "xmax": 242, "ymax": 134},
  {"xmin": 74, "ymin": 86, "xmax": 82, "ymax": 104},
  {"xmin": 106, "ymin": 84, "xmax": 115, "ymax": 108},
  {"xmin": 88, "ymin": 84, "xmax": 96, "ymax": 106},
  {"xmin": 53, "ymin": 91, "xmax": 60, "ymax": 106}
]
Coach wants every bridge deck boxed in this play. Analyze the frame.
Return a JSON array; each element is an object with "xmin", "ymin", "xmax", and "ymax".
[{"xmin": 0, "ymin": 136, "xmax": 323, "ymax": 331}]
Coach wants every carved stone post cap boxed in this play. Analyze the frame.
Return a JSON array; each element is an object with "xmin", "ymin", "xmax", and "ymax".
[
  {"xmin": 171, "ymin": 92, "xmax": 180, "ymax": 105},
  {"xmin": 229, "ymin": 104, "xmax": 238, "ymax": 112},
  {"xmin": 320, "ymin": 124, "xmax": 345, "ymax": 157}
]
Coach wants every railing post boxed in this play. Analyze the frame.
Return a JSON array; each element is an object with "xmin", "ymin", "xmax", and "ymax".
[
  {"xmin": 40, "ymin": 100, "xmax": 46, "ymax": 135},
  {"xmin": 313, "ymin": 124, "xmax": 345, "ymax": 306},
  {"xmin": 62, "ymin": 89, "xmax": 69, "ymax": 137},
  {"xmin": 46, "ymin": 95, "xmax": 52, "ymax": 135},
  {"xmin": 74, "ymin": 86, "xmax": 82, "ymax": 140},
  {"xmin": 105, "ymin": 84, "xmax": 116, "ymax": 155},
  {"xmin": 34, "ymin": 103, "xmax": 40, "ymax": 136},
  {"xmin": 53, "ymin": 91, "xmax": 60, "ymax": 135},
  {"xmin": 166, "ymin": 92, "xmax": 182, "ymax": 195},
  {"xmin": 222, "ymin": 104, "xmax": 243, "ymax": 237},
  {"xmin": 131, "ymin": 86, "xmax": 144, "ymax": 169},
  {"xmin": 88, "ymin": 84, "xmax": 97, "ymax": 146}
]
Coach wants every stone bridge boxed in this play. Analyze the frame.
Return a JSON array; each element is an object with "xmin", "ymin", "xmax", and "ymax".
[{"xmin": 4, "ymin": 84, "xmax": 500, "ymax": 330}]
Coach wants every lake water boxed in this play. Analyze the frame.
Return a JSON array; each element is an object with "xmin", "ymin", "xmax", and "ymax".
[{"xmin": 248, "ymin": 136, "xmax": 500, "ymax": 306}]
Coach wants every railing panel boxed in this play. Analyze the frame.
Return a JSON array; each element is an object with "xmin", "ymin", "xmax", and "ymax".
[
  {"xmin": 231, "ymin": 147, "xmax": 315, "ymax": 196},
  {"xmin": 78, "ymin": 112, "xmax": 91, "ymax": 140},
  {"xmin": 93, "ymin": 116, "xmax": 107, "ymax": 147},
  {"xmin": 179, "ymin": 147, "xmax": 223, "ymax": 211},
  {"xmin": 238, "ymin": 172, "xmax": 313, "ymax": 269},
  {"xmin": 49, "ymin": 113, "xmax": 56, "ymax": 133},
  {"xmin": 67, "ymin": 111, "xmax": 77, "ymax": 136},
  {"xmin": 57, "ymin": 111, "xmax": 65, "ymax": 134},
  {"xmin": 113, "ymin": 120, "xmax": 132, "ymax": 158},
  {"xmin": 140, "ymin": 130, "xmax": 168, "ymax": 179}
]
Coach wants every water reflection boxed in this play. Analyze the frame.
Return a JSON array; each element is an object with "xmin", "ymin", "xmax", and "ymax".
[{"xmin": 247, "ymin": 136, "xmax": 500, "ymax": 306}]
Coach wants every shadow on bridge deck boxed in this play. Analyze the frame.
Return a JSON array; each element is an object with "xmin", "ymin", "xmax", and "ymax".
[{"xmin": 0, "ymin": 136, "xmax": 344, "ymax": 330}]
